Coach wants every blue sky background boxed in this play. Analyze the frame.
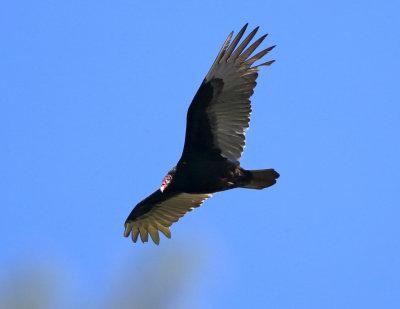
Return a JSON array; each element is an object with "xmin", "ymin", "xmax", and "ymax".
[{"xmin": 1, "ymin": 1, "xmax": 399, "ymax": 308}]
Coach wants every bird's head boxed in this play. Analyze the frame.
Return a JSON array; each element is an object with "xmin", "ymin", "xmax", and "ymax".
[{"xmin": 160, "ymin": 166, "xmax": 176, "ymax": 193}]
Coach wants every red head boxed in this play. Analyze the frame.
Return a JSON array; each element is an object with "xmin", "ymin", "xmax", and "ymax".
[{"xmin": 160, "ymin": 166, "xmax": 176, "ymax": 193}]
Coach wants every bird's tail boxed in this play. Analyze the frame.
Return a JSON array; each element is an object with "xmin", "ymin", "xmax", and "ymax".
[{"xmin": 241, "ymin": 169, "xmax": 280, "ymax": 190}]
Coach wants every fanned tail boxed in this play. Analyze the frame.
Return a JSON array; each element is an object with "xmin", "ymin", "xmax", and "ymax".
[{"xmin": 241, "ymin": 169, "xmax": 280, "ymax": 190}]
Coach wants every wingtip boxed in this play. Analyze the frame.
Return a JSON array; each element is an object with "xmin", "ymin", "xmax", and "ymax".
[
  {"xmin": 124, "ymin": 222, "xmax": 131, "ymax": 237},
  {"xmin": 148, "ymin": 226, "xmax": 160, "ymax": 245},
  {"xmin": 131, "ymin": 229, "xmax": 139, "ymax": 243},
  {"xmin": 249, "ymin": 26, "xmax": 260, "ymax": 38},
  {"xmin": 260, "ymin": 59, "xmax": 275, "ymax": 66},
  {"xmin": 150, "ymin": 236, "xmax": 160, "ymax": 245},
  {"xmin": 139, "ymin": 228, "xmax": 149, "ymax": 243},
  {"xmin": 158, "ymin": 225, "xmax": 172, "ymax": 239},
  {"xmin": 241, "ymin": 23, "xmax": 249, "ymax": 32}
]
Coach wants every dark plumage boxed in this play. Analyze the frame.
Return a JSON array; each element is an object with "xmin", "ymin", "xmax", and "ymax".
[{"xmin": 124, "ymin": 24, "xmax": 279, "ymax": 244}]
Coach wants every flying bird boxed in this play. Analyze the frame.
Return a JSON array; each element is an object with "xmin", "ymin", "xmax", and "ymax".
[{"xmin": 124, "ymin": 24, "xmax": 279, "ymax": 244}]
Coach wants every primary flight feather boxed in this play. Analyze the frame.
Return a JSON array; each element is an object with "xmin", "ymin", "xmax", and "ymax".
[{"xmin": 124, "ymin": 24, "xmax": 279, "ymax": 244}]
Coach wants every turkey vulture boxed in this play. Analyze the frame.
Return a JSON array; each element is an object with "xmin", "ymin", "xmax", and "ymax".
[{"xmin": 124, "ymin": 24, "xmax": 279, "ymax": 244}]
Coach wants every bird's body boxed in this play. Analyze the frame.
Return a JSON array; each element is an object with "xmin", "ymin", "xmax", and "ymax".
[
  {"xmin": 124, "ymin": 24, "xmax": 280, "ymax": 244},
  {"xmin": 173, "ymin": 158, "xmax": 238, "ymax": 194}
]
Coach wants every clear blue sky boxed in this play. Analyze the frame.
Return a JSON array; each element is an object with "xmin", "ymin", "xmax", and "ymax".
[{"xmin": 1, "ymin": 1, "xmax": 399, "ymax": 308}]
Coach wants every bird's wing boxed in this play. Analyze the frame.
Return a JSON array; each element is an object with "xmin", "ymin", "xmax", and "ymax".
[
  {"xmin": 181, "ymin": 24, "xmax": 275, "ymax": 164},
  {"xmin": 124, "ymin": 190, "xmax": 212, "ymax": 244}
]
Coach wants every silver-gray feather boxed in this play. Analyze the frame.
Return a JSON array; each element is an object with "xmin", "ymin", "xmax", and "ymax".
[
  {"xmin": 124, "ymin": 193, "xmax": 212, "ymax": 244},
  {"xmin": 204, "ymin": 24, "xmax": 275, "ymax": 164}
]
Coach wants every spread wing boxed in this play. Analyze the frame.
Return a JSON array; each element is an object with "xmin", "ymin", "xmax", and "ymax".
[
  {"xmin": 181, "ymin": 24, "xmax": 275, "ymax": 164},
  {"xmin": 124, "ymin": 190, "xmax": 212, "ymax": 244}
]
